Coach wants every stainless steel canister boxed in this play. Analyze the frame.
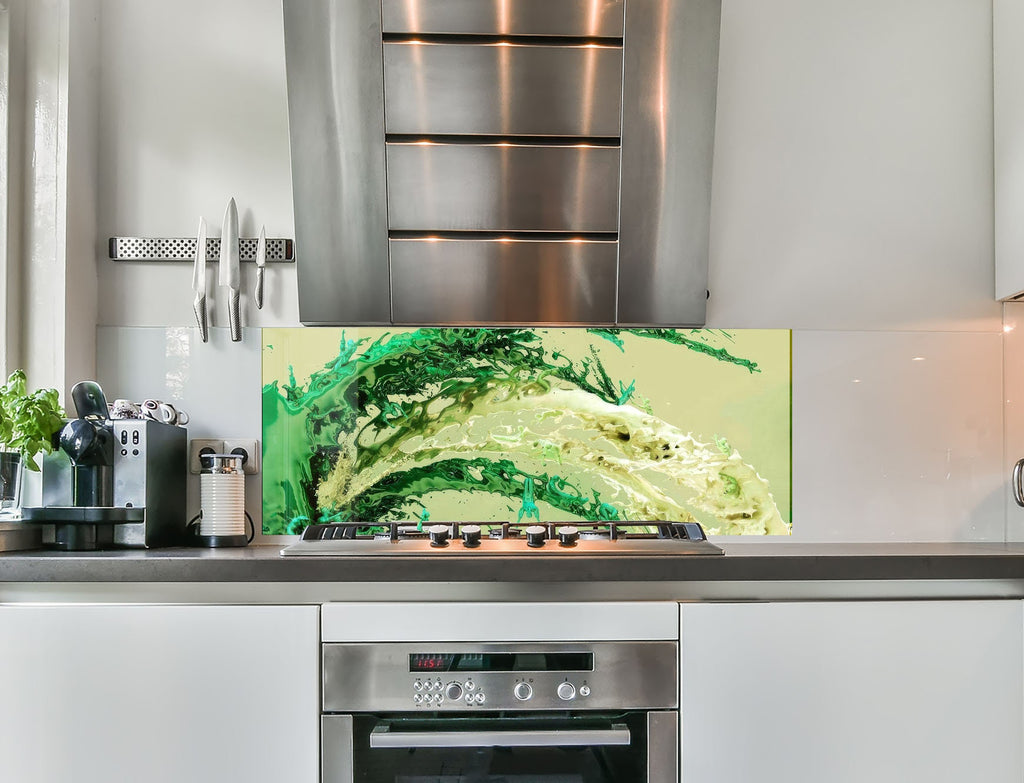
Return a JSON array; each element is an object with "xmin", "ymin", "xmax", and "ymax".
[{"xmin": 198, "ymin": 453, "xmax": 247, "ymax": 546}]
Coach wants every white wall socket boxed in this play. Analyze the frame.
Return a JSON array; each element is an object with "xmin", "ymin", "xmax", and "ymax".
[
  {"xmin": 188, "ymin": 439, "xmax": 224, "ymax": 474},
  {"xmin": 223, "ymin": 438, "xmax": 261, "ymax": 475},
  {"xmin": 188, "ymin": 438, "xmax": 261, "ymax": 475}
]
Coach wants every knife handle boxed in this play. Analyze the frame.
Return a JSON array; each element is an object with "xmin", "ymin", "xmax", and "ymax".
[
  {"xmin": 229, "ymin": 289, "xmax": 241, "ymax": 342},
  {"xmin": 255, "ymin": 267, "xmax": 265, "ymax": 310},
  {"xmin": 193, "ymin": 294, "xmax": 209, "ymax": 343}
]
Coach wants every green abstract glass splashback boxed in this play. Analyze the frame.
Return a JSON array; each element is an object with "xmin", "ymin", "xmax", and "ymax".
[{"xmin": 262, "ymin": 328, "xmax": 792, "ymax": 535}]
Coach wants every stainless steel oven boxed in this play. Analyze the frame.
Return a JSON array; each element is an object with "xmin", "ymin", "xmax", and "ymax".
[{"xmin": 321, "ymin": 641, "xmax": 678, "ymax": 782}]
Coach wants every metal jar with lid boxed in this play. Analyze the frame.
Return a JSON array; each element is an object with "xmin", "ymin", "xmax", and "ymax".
[{"xmin": 197, "ymin": 453, "xmax": 248, "ymax": 547}]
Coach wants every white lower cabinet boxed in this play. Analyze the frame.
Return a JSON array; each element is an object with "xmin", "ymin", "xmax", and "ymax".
[
  {"xmin": 679, "ymin": 600, "xmax": 1023, "ymax": 783},
  {"xmin": 0, "ymin": 604, "xmax": 319, "ymax": 783}
]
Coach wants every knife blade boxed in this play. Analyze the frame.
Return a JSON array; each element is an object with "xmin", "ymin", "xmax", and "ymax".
[
  {"xmin": 254, "ymin": 224, "xmax": 266, "ymax": 310},
  {"xmin": 219, "ymin": 197, "xmax": 241, "ymax": 342},
  {"xmin": 192, "ymin": 217, "xmax": 209, "ymax": 343}
]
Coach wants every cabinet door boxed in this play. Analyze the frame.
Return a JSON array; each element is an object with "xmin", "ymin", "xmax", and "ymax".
[
  {"xmin": 0, "ymin": 604, "xmax": 319, "ymax": 783},
  {"xmin": 996, "ymin": 0, "xmax": 1024, "ymax": 299},
  {"xmin": 680, "ymin": 601, "xmax": 1023, "ymax": 783}
]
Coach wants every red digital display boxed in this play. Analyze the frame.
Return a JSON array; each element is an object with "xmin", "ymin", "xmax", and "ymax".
[{"xmin": 410, "ymin": 654, "xmax": 454, "ymax": 672}]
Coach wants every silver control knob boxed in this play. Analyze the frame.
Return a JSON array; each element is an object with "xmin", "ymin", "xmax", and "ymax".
[
  {"xmin": 465, "ymin": 680, "xmax": 476, "ymax": 691},
  {"xmin": 413, "ymin": 680, "xmax": 423, "ymax": 691},
  {"xmin": 413, "ymin": 694, "xmax": 422, "ymax": 705},
  {"xmin": 513, "ymin": 682, "xmax": 533, "ymax": 701},
  {"xmin": 557, "ymin": 682, "xmax": 576, "ymax": 701},
  {"xmin": 525, "ymin": 525, "xmax": 547, "ymax": 548},
  {"xmin": 445, "ymin": 682, "xmax": 464, "ymax": 701},
  {"xmin": 461, "ymin": 524, "xmax": 482, "ymax": 548},
  {"xmin": 579, "ymin": 685, "xmax": 591, "ymax": 697},
  {"xmin": 474, "ymin": 692, "xmax": 486, "ymax": 704},
  {"xmin": 428, "ymin": 524, "xmax": 450, "ymax": 547}
]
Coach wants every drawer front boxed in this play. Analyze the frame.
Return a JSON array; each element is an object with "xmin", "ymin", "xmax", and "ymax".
[
  {"xmin": 382, "ymin": 0, "xmax": 625, "ymax": 37},
  {"xmin": 386, "ymin": 143, "xmax": 621, "ymax": 232},
  {"xmin": 390, "ymin": 239, "xmax": 617, "ymax": 323},
  {"xmin": 384, "ymin": 42, "xmax": 623, "ymax": 137}
]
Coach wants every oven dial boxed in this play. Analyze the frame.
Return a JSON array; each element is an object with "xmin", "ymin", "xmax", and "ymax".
[
  {"xmin": 413, "ymin": 680, "xmax": 423, "ymax": 691},
  {"xmin": 557, "ymin": 682, "xmax": 576, "ymax": 701},
  {"xmin": 465, "ymin": 680, "xmax": 476, "ymax": 691},
  {"xmin": 513, "ymin": 682, "xmax": 533, "ymax": 701},
  {"xmin": 413, "ymin": 694, "xmax": 422, "ymax": 705},
  {"xmin": 579, "ymin": 685, "xmax": 591, "ymax": 697},
  {"xmin": 445, "ymin": 682, "xmax": 463, "ymax": 701},
  {"xmin": 474, "ymin": 692, "xmax": 486, "ymax": 705}
]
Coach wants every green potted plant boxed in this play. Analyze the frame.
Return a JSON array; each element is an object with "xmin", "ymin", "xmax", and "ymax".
[{"xmin": 0, "ymin": 370, "xmax": 65, "ymax": 516}]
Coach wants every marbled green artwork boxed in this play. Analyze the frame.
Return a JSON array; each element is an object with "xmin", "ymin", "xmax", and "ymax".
[{"xmin": 262, "ymin": 328, "xmax": 791, "ymax": 536}]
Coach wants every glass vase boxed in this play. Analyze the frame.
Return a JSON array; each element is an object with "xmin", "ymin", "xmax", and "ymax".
[{"xmin": 0, "ymin": 451, "xmax": 23, "ymax": 518}]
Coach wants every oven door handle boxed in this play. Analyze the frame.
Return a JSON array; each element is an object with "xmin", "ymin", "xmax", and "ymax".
[{"xmin": 369, "ymin": 723, "xmax": 631, "ymax": 749}]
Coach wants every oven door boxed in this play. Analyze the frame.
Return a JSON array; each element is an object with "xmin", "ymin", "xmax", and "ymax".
[{"xmin": 323, "ymin": 711, "xmax": 677, "ymax": 783}]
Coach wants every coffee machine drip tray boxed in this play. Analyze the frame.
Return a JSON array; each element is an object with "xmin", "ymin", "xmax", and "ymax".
[
  {"xmin": 22, "ymin": 507, "xmax": 145, "ymax": 523},
  {"xmin": 20, "ymin": 506, "xmax": 146, "ymax": 551}
]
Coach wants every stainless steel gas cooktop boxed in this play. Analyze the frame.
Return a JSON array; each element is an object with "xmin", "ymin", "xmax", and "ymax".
[{"xmin": 280, "ymin": 521, "xmax": 723, "ymax": 557}]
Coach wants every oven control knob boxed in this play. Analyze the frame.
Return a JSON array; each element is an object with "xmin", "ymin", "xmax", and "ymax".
[
  {"xmin": 525, "ymin": 525, "xmax": 547, "ymax": 548},
  {"xmin": 557, "ymin": 526, "xmax": 579, "ymax": 547},
  {"xmin": 428, "ymin": 524, "xmax": 450, "ymax": 547},
  {"xmin": 579, "ymin": 685, "xmax": 591, "ymax": 697},
  {"xmin": 461, "ymin": 525, "xmax": 482, "ymax": 548},
  {"xmin": 513, "ymin": 682, "xmax": 533, "ymax": 701},
  {"xmin": 557, "ymin": 682, "xmax": 576, "ymax": 701},
  {"xmin": 445, "ymin": 682, "xmax": 464, "ymax": 701}
]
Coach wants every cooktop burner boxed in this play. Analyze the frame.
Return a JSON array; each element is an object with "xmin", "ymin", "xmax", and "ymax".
[{"xmin": 280, "ymin": 521, "xmax": 723, "ymax": 556}]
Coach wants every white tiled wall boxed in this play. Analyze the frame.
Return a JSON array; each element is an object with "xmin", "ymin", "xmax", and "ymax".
[
  {"xmin": 95, "ymin": 327, "xmax": 278, "ymax": 542},
  {"xmin": 1003, "ymin": 303, "xmax": 1024, "ymax": 540},
  {"xmin": 96, "ymin": 324, "xmax": 1008, "ymax": 542},
  {"xmin": 792, "ymin": 331, "xmax": 1004, "ymax": 541}
]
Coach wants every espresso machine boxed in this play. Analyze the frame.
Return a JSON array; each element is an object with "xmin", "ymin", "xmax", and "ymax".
[{"xmin": 22, "ymin": 381, "xmax": 187, "ymax": 550}]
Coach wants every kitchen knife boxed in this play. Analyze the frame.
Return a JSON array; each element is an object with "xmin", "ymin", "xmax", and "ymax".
[
  {"xmin": 219, "ymin": 197, "xmax": 241, "ymax": 342},
  {"xmin": 254, "ymin": 224, "xmax": 266, "ymax": 310},
  {"xmin": 192, "ymin": 217, "xmax": 209, "ymax": 342}
]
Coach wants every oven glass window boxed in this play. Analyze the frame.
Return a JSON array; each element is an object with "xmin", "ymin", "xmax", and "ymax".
[{"xmin": 349, "ymin": 713, "xmax": 647, "ymax": 783}]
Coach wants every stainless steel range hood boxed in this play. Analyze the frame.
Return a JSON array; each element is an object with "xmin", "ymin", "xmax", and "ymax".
[{"xmin": 283, "ymin": 0, "xmax": 722, "ymax": 326}]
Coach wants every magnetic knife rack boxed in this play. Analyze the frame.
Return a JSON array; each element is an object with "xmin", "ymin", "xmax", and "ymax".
[{"xmin": 108, "ymin": 237, "xmax": 295, "ymax": 263}]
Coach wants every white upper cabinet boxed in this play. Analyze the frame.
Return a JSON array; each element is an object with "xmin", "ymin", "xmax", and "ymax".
[{"xmin": 996, "ymin": 0, "xmax": 1024, "ymax": 300}]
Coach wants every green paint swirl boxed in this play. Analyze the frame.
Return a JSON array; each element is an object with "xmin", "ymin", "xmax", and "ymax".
[{"xmin": 262, "ymin": 328, "xmax": 789, "ymax": 536}]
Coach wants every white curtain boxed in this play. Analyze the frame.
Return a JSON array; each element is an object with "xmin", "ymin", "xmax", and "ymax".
[{"xmin": 0, "ymin": 0, "xmax": 12, "ymax": 380}]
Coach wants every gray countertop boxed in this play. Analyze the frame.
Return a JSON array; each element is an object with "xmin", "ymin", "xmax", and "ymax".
[{"xmin": 3, "ymin": 542, "xmax": 1024, "ymax": 584}]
